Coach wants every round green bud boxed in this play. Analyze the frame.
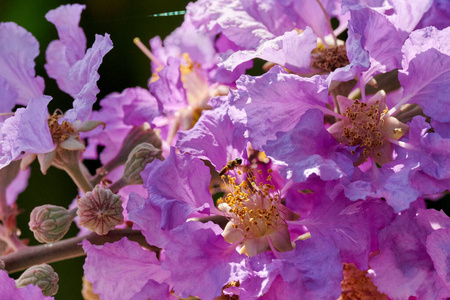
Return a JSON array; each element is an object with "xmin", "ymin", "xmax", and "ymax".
[
  {"xmin": 16, "ymin": 264, "xmax": 59, "ymax": 296},
  {"xmin": 29, "ymin": 205, "xmax": 77, "ymax": 244},
  {"xmin": 77, "ymin": 185, "xmax": 124, "ymax": 235}
]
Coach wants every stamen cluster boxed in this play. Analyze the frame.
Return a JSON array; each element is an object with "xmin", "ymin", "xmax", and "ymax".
[
  {"xmin": 342, "ymin": 99, "xmax": 387, "ymax": 159},
  {"xmin": 218, "ymin": 169, "xmax": 283, "ymax": 239},
  {"xmin": 312, "ymin": 44, "xmax": 349, "ymax": 72},
  {"xmin": 47, "ymin": 113, "xmax": 75, "ymax": 143}
]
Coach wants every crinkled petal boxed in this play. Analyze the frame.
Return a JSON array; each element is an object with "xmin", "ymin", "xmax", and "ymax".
[
  {"xmin": 82, "ymin": 238, "xmax": 170, "ymax": 300},
  {"xmin": 0, "ymin": 76, "xmax": 18, "ymax": 113},
  {"xmin": 398, "ymin": 27, "xmax": 450, "ymax": 122},
  {"xmin": 238, "ymin": 238, "xmax": 342, "ymax": 299},
  {"xmin": 222, "ymin": 28, "xmax": 316, "ymax": 73},
  {"xmin": 408, "ymin": 116, "xmax": 450, "ymax": 180},
  {"xmin": 177, "ymin": 103, "xmax": 246, "ymax": 170},
  {"xmin": 348, "ymin": 6, "xmax": 407, "ymax": 83},
  {"xmin": 130, "ymin": 280, "xmax": 177, "ymax": 300},
  {"xmin": 149, "ymin": 57, "xmax": 187, "ymax": 113},
  {"xmin": 127, "ymin": 192, "xmax": 169, "ymax": 248},
  {"xmin": 263, "ymin": 109, "xmax": 354, "ymax": 182},
  {"xmin": 299, "ymin": 194, "xmax": 394, "ymax": 270},
  {"xmin": 386, "ymin": 0, "xmax": 433, "ymax": 32},
  {"xmin": 416, "ymin": 0, "xmax": 450, "ymax": 30},
  {"xmin": 0, "ymin": 95, "xmax": 54, "ymax": 169},
  {"xmin": 277, "ymin": 0, "xmax": 341, "ymax": 40},
  {"xmin": 141, "ymin": 148, "xmax": 215, "ymax": 229},
  {"xmin": 44, "ymin": 4, "xmax": 87, "ymax": 89},
  {"xmin": 427, "ymin": 228, "xmax": 450, "ymax": 290},
  {"xmin": 163, "ymin": 221, "xmax": 244, "ymax": 300},
  {"xmin": 61, "ymin": 34, "xmax": 113, "ymax": 123},
  {"xmin": 229, "ymin": 66, "xmax": 328, "ymax": 149},
  {"xmin": 0, "ymin": 23, "xmax": 44, "ymax": 105},
  {"xmin": 187, "ymin": 0, "xmax": 294, "ymax": 49},
  {"xmin": 343, "ymin": 160, "xmax": 421, "ymax": 213},
  {"xmin": 370, "ymin": 208, "xmax": 450, "ymax": 299}
]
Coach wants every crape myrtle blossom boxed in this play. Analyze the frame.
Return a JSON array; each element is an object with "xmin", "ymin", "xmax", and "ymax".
[
  {"xmin": 228, "ymin": 23, "xmax": 450, "ymax": 212},
  {"xmin": 187, "ymin": 0, "xmax": 351, "ymax": 78},
  {"xmin": 0, "ymin": 4, "xmax": 112, "ymax": 174},
  {"xmin": 94, "ymin": 147, "xmax": 342, "ymax": 299},
  {"xmin": 176, "ymin": 101, "xmax": 394, "ymax": 266},
  {"xmin": 369, "ymin": 205, "xmax": 450, "ymax": 299},
  {"xmin": 2, "ymin": 1, "xmax": 450, "ymax": 299},
  {"xmin": 135, "ymin": 18, "xmax": 248, "ymax": 149}
]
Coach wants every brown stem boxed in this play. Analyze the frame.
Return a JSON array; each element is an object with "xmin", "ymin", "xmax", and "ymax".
[
  {"xmin": 64, "ymin": 162, "xmax": 94, "ymax": 194},
  {"xmin": 315, "ymin": 0, "xmax": 337, "ymax": 47},
  {"xmin": 1, "ymin": 229, "xmax": 156, "ymax": 274}
]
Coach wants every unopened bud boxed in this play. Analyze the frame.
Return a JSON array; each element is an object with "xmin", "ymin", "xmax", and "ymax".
[
  {"xmin": 93, "ymin": 124, "xmax": 162, "ymax": 184},
  {"xmin": 29, "ymin": 205, "xmax": 77, "ymax": 244},
  {"xmin": 16, "ymin": 264, "xmax": 59, "ymax": 296},
  {"xmin": 0, "ymin": 259, "xmax": 5, "ymax": 271},
  {"xmin": 77, "ymin": 186, "xmax": 124, "ymax": 235},
  {"xmin": 117, "ymin": 124, "xmax": 162, "ymax": 166},
  {"xmin": 123, "ymin": 143, "xmax": 163, "ymax": 185}
]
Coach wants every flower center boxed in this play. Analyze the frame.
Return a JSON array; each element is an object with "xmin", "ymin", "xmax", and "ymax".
[
  {"xmin": 47, "ymin": 113, "xmax": 75, "ymax": 144},
  {"xmin": 341, "ymin": 99, "xmax": 387, "ymax": 160},
  {"xmin": 218, "ymin": 169, "xmax": 284, "ymax": 239},
  {"xmin": 341, "ymin": 263, "xmax": 388, "ymax": 300},
  {"xmin": 312, "ymin": 44, "xmax": 349, "ymax": 72}
]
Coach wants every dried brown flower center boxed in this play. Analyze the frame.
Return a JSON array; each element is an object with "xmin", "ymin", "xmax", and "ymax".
[
  {"xmin": 340, "ymin": 263, "xmax": 387, "ymax": 300},
  {"xmin": 47, "ymin": 113, "xmax": 75, "ymax": 143},
  {"xmin": 341, "ymin": 99, "xmax": 387, "ymax": 159},
  {"xmin": 312, "ymin": 44, "xmax": 349, "ymax": 72}
]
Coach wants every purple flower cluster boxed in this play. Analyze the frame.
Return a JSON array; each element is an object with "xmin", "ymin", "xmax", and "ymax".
[{"xmin": 1, "ymin": 1, "xmax": 450, "ymax": 299}]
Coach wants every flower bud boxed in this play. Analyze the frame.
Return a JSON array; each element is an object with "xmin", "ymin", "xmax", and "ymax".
[
  {"xmin": 29, "ymin": 205, "xmax": 77, "ymax": 244},
  {"xmin": 0, "ymin": 259, "xmax": 5, "ymax": 271},
  {"xmin": 123, "ymin": 143, "xmax": 163, "ymax": 185},
  {"xmin": 15, "ymin": 264, "xmax": 59, "ymax": 296},
  {"xmin": 77, "ymin": 186, "xmax": 124, "ymax": 235},
  {"xmin": 116, "ymin": 123, "xmax": 162, "ymax": 167}
]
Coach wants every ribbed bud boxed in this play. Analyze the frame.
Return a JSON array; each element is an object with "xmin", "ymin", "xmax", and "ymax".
[
  {"xmin": 29, "ymin": 205, "xmax": 77, "ymax": 244},
  {"xmin": 123, "ymin": 143, "xmax": 163, "ymax": 185},
  {"xmin": 77, "ymin": 186, "xmax": 124, "ymax": 235},
  {"xmin": 116, "ymin": 124, "xmax": 162, "ymax": 166},
  {"xmin": 16, "ymin": 264, "xmax": 59, "ymax": 296}
]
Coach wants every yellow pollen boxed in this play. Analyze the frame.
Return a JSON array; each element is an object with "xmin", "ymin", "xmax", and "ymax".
[{"xmin": 219, "ymin": 168, "xmax": 284, "ymax": 240}]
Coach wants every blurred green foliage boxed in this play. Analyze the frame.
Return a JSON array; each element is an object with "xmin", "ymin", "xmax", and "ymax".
[{"xmin": 1, "ymin": 0, "xmax": 190, "ymax": 298}]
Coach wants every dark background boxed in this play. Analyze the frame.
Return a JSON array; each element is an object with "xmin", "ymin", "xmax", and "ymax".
[
  {"xmin": 1, "ymin": 1, "xmax": 190, "ymax": 299},
  {"xmin": 1, "ymin": 1, "xmax": 449, "ymax": 299}
]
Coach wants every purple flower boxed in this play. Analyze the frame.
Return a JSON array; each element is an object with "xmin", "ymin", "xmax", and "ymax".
[
  {"xmin": 45, "ymin": 4, "xmax": 113, "ymax": 123},
  {"xmin": 229, "ymin": 65, "xmax": 329, "ymax": 150},
  {"xmin": 234, "ymin": 238, "xmax": 343, "ymax": 300},
  {"xmin": 0, "ymin": 23, "xmax": 45, "ymax": 106},
  {"xmin": 163, "ymin": 221, "xmax": 244, "ymax": 299},
  {"xmin": 0, "ymin": 96, "xmax": 54, "ymax": 169},
  {"xmin": 369, "ymin": 208, "xmax": 450, "ymax": 298},
  {"xmin": 82, "ymin": 238, "xmax": 171, "ymax": 300}
]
